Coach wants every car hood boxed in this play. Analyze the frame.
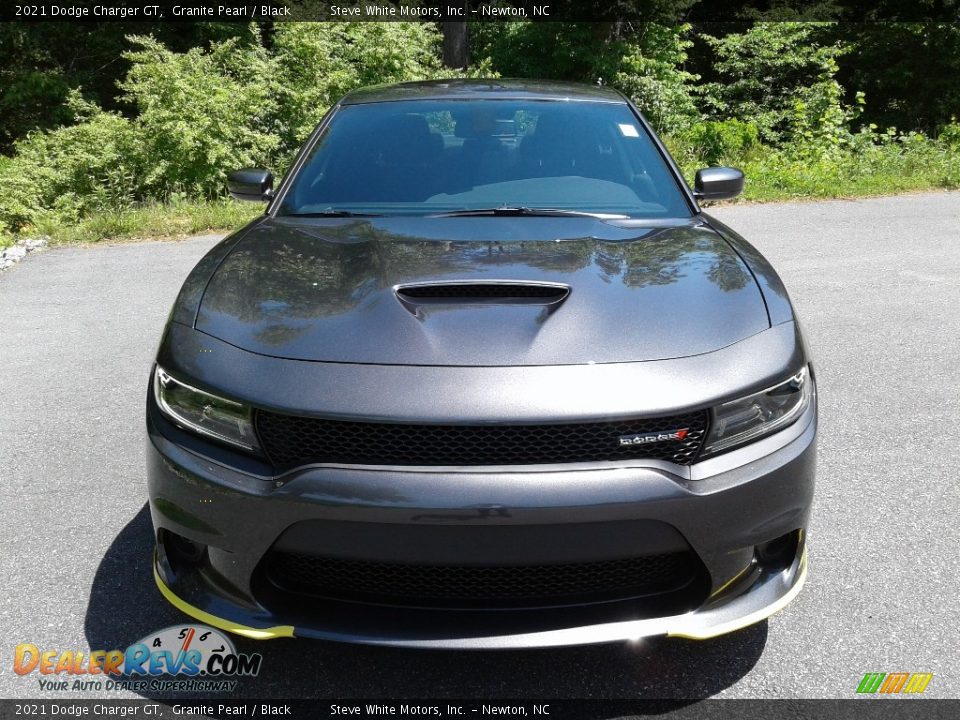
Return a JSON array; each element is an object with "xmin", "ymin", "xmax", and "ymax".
[{"xmin": 195, "ymin": 216, "xmax": 770, "ymax": 366}]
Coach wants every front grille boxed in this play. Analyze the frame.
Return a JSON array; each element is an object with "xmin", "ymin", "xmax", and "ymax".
[
  {"xmin": 254, "ymin": 410, "xmax": 708, "ymax": 469},
  {"xmin": 264, "ymin": 551, "xmax": 698, "ymax": 608}
]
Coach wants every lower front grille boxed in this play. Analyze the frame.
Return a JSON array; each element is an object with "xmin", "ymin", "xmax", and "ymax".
[
  {"xmin": 264, "ymin": 551, "xmax": 700, "ymax": 609},
  {"xmin": 254, "ymin": 410, "xmax": 709, "ymax": 469}
]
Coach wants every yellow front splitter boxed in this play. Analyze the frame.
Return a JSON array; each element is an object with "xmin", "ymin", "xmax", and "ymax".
[
  {"xmin": 152, "ymin": 550, "xmax": 807, "ymax": 645},
  {"xmin": 153, "ymin": 565, "xmax": 295, "ymax": 640},
  {"xmin": 667, "ymin": 548, "xmax": 808, "ymax": 640}
]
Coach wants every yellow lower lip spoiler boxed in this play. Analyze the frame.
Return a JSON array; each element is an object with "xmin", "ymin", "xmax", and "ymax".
[
  {"xmin": 667, "ymin": 549, "xmax": 808, "ymax": 640},
  {"xmin": 153, "ymin": 565, "xmax": 295, "ymax": 640},
  {"xmin": 153, "ymin": 550, "xmax": 806, "ymax": 644}
]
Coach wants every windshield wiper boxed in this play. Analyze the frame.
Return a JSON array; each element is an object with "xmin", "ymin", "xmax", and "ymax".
[
  {"xmin": 284, "ymin": 208, "xmax": 384, "ymax": 217},
  {"xmin": 429, "ymin": 206, "xmax": 628, "ymax": 219}
]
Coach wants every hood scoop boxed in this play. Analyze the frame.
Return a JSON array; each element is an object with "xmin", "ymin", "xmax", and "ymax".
[
  {"xmin": 197, "ymin": 221, "xmax": 771, "ymax": 366},
  {"xmin": 395, "ymin": 281, "xmax": 570, "ymax": 311}
]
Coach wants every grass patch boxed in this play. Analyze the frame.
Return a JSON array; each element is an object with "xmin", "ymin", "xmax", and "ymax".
[
  {"xmin": 739, "ymin": 153, "xmax": 960, "ymax": 202},
  {"xmin": 27, "ymin": 199, "xmax": 261, "ymax": 246},
  {"xmin": 674, "ymin": 138, "xmax": 960, "ymax": 203}
]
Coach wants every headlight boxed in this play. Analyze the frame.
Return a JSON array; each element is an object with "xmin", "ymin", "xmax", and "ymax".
[
  {"xmin": 153, "ymin": 366, "xmax": 260, "ymax": 451},
  {"xmin": 702, "ymin": 366, "xmax": 813, "ymax": 456}
]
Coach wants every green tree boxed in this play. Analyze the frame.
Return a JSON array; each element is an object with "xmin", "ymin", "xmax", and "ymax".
[
  {"xmin": 472, "ymin": 22, "xmax": 699, "ymax": 132},
  {"xmin": 0, "ymin": 94, "xmax": 141, "ymax": 232},
  {"xmin": 699, "ymin": 22, "xmax": 849, "ymax": 142},
  {"xmin": 270, "ymin": 22, "xmax": 458, "ymax": 150},
  {"xmin": 0, "ymin": 22, "xmax": 255, "ymax": 153},
  {"xmin": 119, "ymin": 32, "xmax": 280, "ymax": 198},
  {"xmin": 835, "ymin": 23, "xmax": 960, "ymax": 135}
]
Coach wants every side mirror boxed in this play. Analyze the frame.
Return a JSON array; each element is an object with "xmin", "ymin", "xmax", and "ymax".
[
  {"xmin": 694, "ymin": 167, "xmax": 744, "ymax": 202},
  {"xmin": 227, "ymin": 168, "xmax": 273, "ymax": 202}
]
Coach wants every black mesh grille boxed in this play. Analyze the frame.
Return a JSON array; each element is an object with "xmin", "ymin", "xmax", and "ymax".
[
  {"xmin": 254, "ymin": 410, "xmax": 708, "ymax": 469},
  {"xmin": 264, "ymin": 551, "xmax": 698, "ymax": 608},
  {"xmin": 397, "ymin": 283, "xmax": 567, "ymax": 301}
]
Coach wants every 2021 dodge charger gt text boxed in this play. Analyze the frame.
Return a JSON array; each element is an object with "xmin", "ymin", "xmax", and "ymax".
[{"xmin": 146, "ymin": 80, "xmax": 816, "ymax": 648}]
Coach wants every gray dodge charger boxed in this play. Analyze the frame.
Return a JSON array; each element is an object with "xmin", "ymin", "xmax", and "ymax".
[{"xmin": 146, "ymin": 80, "xmax": 816, "ymax": 648}]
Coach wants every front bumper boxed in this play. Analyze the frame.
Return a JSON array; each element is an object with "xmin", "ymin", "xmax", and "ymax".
[
  {"xmin": 146, "ymin": 389, "xmax": 816, "ymax": 649},
  {"xmin": 153, "ymin": 547, "xmax": 808, "ymax": 648}
]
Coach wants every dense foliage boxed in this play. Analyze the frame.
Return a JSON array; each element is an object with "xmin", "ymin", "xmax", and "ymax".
[
  {"xmin": 471, "ymin": 22, "xmax": 700, "ymax": 133},
  {"xmin": 0, "ymin": 20, "xmax": 958, "ymax": 244},
  {"xmin": 0, "ymin": 22, "xmax": 460, "ymax": 237}
]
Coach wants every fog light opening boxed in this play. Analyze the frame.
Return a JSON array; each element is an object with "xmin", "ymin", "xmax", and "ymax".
[
  {"xmin": 755, "ymin": 530, "xmax": 801, "ymax": 571},
  {"xmin": 162, "ymin": 529, "xmax": 207, "ymax": 567}
]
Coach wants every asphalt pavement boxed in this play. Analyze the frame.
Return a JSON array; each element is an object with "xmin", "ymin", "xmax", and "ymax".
[{"xmin": 1, "ymin": 192, "xmax": 958, "ymax": 701}]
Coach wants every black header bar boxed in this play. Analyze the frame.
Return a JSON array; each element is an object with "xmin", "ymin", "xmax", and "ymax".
[{"xmin": 3, "ymin": 0, "xmax": 959, "ymax": 23}]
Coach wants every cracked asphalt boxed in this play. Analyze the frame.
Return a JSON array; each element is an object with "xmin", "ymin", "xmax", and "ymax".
[{"xmin": 1, "ymin": 192, "xmax": 958, "ymax": 701}]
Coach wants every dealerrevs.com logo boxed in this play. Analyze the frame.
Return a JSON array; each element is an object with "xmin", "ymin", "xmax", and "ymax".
[{"xmin": 14, "ymin": 625, "xmax": 262, "ymax": 693}]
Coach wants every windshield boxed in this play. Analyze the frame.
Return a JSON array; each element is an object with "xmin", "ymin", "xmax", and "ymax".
[{"xmin": 278, "ymin": 100, "xmax": 692, "ymax": 218}]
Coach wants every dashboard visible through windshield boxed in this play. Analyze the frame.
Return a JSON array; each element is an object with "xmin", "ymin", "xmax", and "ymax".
[{"xmin": 277, "ymin": 99, "xmax": 693, "ymax": 219}]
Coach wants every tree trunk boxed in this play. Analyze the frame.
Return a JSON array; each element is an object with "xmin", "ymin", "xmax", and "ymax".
[{"xmin": 442, "ymin": 21, "xmax": 469, "ymax": 70}]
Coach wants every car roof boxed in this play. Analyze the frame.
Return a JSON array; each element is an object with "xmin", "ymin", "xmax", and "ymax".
[{"xmin": 340, "ymin": 79, "xmax": 628, "ymax": 105}]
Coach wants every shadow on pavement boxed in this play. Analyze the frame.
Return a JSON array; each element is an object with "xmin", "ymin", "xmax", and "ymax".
[{"xmin": 85, "ymin": 505, "xmax": 767, "ymax": 702}]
